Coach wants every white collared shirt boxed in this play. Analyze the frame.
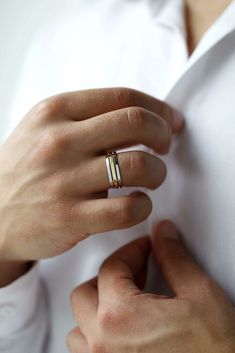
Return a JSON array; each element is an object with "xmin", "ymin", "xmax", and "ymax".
[{"xmin": 0, "ymin": 1, "xmax": 235, "ymax": 352}]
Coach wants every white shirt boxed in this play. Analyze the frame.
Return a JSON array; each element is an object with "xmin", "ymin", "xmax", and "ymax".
[{"xmin": 0, "ymin": 0, "xmax": 235, "ymax": 352}]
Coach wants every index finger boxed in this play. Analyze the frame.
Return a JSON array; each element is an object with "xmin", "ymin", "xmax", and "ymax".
[
  {"xmin": 98, "ymin": 236, "xmax": 151, "ymax": 302},
  {"xmin": 49, "ymin": 87, "xmax": 184, "ymax": 133}
]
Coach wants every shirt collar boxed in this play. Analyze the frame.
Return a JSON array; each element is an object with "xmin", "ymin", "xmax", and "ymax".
[
  {"xmin": 147, "ymin": 0, "xmax": 186, "ymax": 35},
  {"xmin": 147, "ymin": 0, "xmax": 235, "ymax": 73},
  {"xmin": 164, "ymin": 0, "xmax": 235, "ymax": 100}
]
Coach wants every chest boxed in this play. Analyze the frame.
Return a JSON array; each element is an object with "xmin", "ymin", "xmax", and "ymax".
[
  {"xmin": 43, "ymin": 18, "xmax": 235, "ymax": 300},
  {"xmin": 185, "ymin": 0, "xmax": 233, "ymax": 54},
  {"xmin": 148, "ymin": 37, "xmax": 235, "ymax": 301}
]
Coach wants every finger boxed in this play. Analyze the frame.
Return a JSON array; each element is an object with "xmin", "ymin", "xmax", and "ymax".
[
  {"xmin": 98, "ymin": 236, "xmax": 151, "ymax": 302},
  {"xmin": 75, "ymin": 192, "xmax": 153, "ymax": 235},
  {"xmin": 49, "ymin": 87, "xmax": 183, "ymax": 132},
  {"xmin": 152, "ymin": 220, "xmax": 211, "ymax": 299},
  {"xmin": 71, "ymin": 278, "xmax": 98, "ymax": 334},
  {"xmin": 78, "ymin": 107, "xmax": 173, "ymax": 155},
  {"xmin": 67, "ymin": 327, "xmax": 89, "ymax": 353},
  {"xmin": 64, "ymin": 151, "xmax": 167, "ymax": 195}
]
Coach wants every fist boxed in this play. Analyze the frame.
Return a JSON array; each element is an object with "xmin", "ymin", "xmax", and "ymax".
[
  {"xmin": 0, "ymin": 88, "xmax": 183, "ymax": 261},
  {"xmin": 68, "ymin": 222, "xmax": 235, "ymax": 353}
]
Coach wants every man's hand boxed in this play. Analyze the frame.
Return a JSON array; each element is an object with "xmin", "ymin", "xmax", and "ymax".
[
  {"xmin": 68, "ymin": 221, "xmax": 235, "ymax": 353},
  {"xmin": 0, "ymin": 88, "xmax": 183, "ymax": 275}
]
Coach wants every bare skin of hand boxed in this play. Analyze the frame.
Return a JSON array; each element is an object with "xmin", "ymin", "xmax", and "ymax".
[
  {"xmin": 68, "ymin": 221, "xmax": 235, "ymax": 353},
  {"xmin": 0, "ymin": 88, "xmax": 183, "ymax": 286}
]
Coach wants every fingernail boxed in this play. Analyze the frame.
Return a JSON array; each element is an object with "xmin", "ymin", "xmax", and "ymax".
[
  {"xmin": 172, "ymin": 111, "xmax": 184, "ymax": 132},
  {"xmin": 160, "ymin": 221, "xmax": 179, "ymax": 240}
]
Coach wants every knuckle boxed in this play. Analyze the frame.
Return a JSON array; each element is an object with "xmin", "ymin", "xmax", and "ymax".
[
  {"xmin": 99, "ymin": 309, "xmax": 116, "ymax": 329},
  {"xmin": 100, "ymin": 258, "xmax": 119, "ymax": 278},
  {"xmin": 130, "ymin": 151, "xmax": 148, "ymax": 171},
  {"xmin": 117, "ymin": 198, "xmax": 135, "ymax": 227},
  {"xmin": 90, "ymin": 341, "xmax": 106, "ymax": 353},
  {"xmin": 98, "ymin": 305, "xmax": 125, "ymax": 331},
  {"xmin": 34, "ymin": 96, "xmax": 65, "ymax": 120},
  {"xmin": 50, "ymin": 172, "xmax": 66, "ymax": 195},
  {"xmin": 126, "ymin": 106, "xmax": 145, "ymax": 132},
  {"xmin": 129, "ymin": 152, "xmax": 148, "ymax": 180},
  {"xmin": 114, "ymin": 87, "xmax": 136, "ymax": 107},
  {"xmin": 159, "ymin": 246, "xmax": 186, "ymax": 265},
  {"xmin": 49, "ymin": 199, "xmax": 77, "ymax": 224},
  {"xmin": 45, "ymin": 129, "xmax": 69, "ymax": 151},
  {"xmin": 36, "ymin": 129, "xmax": 70, "ymax": 160},
  {"xmin": 160, "ymin": 101, "xmax": 172, "ymax": 125},
  {"xmin": 160, "ymin": 120, "xmax": 172, "ymax": 152},
  {"xmin": 128, "ymin": 153, "xmax": 167, "ymax": 189}
]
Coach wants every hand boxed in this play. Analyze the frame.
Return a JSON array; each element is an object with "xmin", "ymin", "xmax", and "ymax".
[
  {"xmin": 68, "ymin": 221, "xmax": 235, "ymax": 353},
  {"xmin": 0, "ymin": 88, "xmax": 183, "ymax": 264}
]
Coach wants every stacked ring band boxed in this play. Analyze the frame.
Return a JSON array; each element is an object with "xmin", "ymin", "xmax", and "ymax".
[{"xmin": 105, "ymin": 151, "xmax": 123, "ymax": 189}]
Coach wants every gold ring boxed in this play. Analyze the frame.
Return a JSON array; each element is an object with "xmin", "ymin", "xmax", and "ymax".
[{"xmin": 105, "ymin": 151, "xmax": 123, "ymax": 189}]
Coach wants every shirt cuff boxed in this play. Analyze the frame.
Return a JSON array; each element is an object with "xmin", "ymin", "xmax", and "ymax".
[{"xmin": 0, "ymin": 262, "xmax": 41, "ymax": 337}]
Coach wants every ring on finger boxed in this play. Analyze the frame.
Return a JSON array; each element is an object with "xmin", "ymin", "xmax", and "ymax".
[{"xmin": 105, "ymin": 151, "xmax": 123, "ymax": 189}]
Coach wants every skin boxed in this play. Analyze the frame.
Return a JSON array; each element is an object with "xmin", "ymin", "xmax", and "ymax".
[
  {"xmin": 67, "ymin": 1, "xmax": 235, "ymax": 350},
  {"xmin": 185, "ymin": 0, "xmax": 232, "ymax": 54},
  {"xmin": 0, "ymin": 87, "xmax": 183, "ymax": 286},
  {"xmin": 68, "ymin": 221, "xmax": 235, "ymax": 353},
  {"xmin": 1, "ymin": 0, "xmax": 233, "ymax": 350}
]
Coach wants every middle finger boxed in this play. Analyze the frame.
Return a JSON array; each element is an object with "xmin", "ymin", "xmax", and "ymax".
[{"xmin": 75, "ymin": 107, "xmax": 172, "ymax": 155}]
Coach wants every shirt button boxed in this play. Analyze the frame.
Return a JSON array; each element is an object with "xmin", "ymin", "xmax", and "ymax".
[{"xmin": 0, "ymin": 304, "xmax": 15, "ymax": 317}]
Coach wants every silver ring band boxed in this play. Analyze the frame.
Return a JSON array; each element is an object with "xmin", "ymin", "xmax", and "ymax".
[{"xmin": 105, "ymin": 151, "xmax": 123, "ymax": 189}]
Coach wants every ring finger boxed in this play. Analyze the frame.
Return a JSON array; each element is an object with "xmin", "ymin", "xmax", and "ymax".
[{"xmin": 64, "ymin": 150, "xmax": 167, "ymax": 195}]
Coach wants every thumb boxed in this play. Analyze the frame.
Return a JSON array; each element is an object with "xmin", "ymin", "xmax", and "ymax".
[
  {"xmin": 98, "ymin": 236, "xmax": 151, "ymax": 301},
  {"xmin": 152, "ymin": 220, "xmax": 207, "ymax": 299}
]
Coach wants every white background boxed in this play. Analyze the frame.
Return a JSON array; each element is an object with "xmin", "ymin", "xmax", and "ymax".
[{"xmin": 0, "ymin": 0, "xmax": 85, "ymax": 138}]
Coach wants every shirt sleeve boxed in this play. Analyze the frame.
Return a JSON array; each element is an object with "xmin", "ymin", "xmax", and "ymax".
[{"xmin": 0, "ymin": 263, "xmax": 48, "ymax": 353}]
